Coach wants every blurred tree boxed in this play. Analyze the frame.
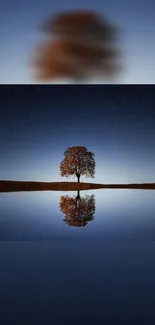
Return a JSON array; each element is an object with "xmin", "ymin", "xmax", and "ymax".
[
  {"xmin": 60, "ymin": 146, "xmax": 95, "ymax": 183},
  {"xmin": 60, "ymin": 192, "xmax": 95, "ymax": 227},
  {"xmin": 33, "ymin": 10, "xmax": 119, "ymax": 83}
]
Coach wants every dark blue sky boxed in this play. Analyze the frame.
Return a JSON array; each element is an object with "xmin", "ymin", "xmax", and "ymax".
[
  {"xmin": 1, "ymin": 0, "xmax": 155, "ymax": 83},
  {"xmin": 0, "ymin": 85, "xmax": 155, "ymax": 184}
]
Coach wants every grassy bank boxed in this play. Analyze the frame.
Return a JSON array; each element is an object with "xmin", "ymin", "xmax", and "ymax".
[{"xmin": 0, "ymin": 180, "xmax": 155, "ymax": 193}]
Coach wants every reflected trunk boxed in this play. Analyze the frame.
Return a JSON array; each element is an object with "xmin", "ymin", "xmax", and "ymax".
[{"xmin": 76, "ymin": 190, "xmax": 81, "ymax": 201}]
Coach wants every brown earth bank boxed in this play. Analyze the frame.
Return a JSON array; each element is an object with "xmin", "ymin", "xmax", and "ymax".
[{"xmin": 0, "ymin": 180, "xmax": 155, "ymax": 193}]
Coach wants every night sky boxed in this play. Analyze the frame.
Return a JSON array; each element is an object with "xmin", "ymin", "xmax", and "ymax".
[
  {"xmin": 0, "ymin": 85, "xmax": 155, "ymax": 184},
  {"xmin": 1, "ymin": 0, "xmax": 155, "ymax": 84}
]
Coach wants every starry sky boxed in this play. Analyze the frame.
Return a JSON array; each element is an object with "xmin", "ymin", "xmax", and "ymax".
[
  {"xmin": 1, "ymin": 0, "xmax": 155, "ymax": 84},
  {"xmin": 0, "ymin": 85, "xmax": 155, "ymax": 184}
]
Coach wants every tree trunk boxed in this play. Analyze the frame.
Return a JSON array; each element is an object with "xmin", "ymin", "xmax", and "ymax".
[
  {"xmin": 77, "ymin": 174, "xmax": 80, "ymax": 183},
  {"xmin": 76, "ymin": 190, "xmax": 80, "ymax": 201}
]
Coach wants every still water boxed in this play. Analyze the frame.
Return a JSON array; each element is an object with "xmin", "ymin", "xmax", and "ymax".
[{"xmin": 0, "ymin": 189, "xmax": 155, "ymax": 324}]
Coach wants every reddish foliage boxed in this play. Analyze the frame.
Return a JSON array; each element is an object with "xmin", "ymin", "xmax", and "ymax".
[
  {"xmin": 59, "ymin": 193, "xmax": 95, "ymax": 227},
  {"xmin": 33, "ymin": 10, "xmax": 119, "ymax": 82},
  {"xmin": 60, "ymin": 146, "xmax": 95, "ymax": 181}
]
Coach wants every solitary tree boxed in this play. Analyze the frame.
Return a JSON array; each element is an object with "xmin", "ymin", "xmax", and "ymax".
[
  {"xmin": 60, "ymin": 146, "xmax": 95, "ymax": 183},
  {"xmin": 33, "ymin": 10, "xmax": 119, "ymax": 83}
]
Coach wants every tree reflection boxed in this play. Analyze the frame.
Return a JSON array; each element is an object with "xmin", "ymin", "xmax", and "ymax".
[{"xmin": 59, "ymin": 190, "xmax": 95, "ymax": 227}]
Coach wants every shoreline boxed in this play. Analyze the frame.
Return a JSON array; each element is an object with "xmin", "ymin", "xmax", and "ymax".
[{"xmin": 0, "ymin": 180, "xmax": 155, "ymax": 192}]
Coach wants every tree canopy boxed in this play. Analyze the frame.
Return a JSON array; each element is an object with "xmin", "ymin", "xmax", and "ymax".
[
  {"xmin": 60, "ymin": 192, "xmax": 95, "ymax": 227},
  {"xmin": 60, "ymin": 146, "xmax": 95, "ymax": 182},
  {"xmin": 33, "ymin": 9, "xmax": 119, "ymax": 83}
]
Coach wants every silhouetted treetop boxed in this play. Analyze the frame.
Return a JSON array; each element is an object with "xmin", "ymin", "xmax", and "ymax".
[
  {"xmin": 43, "ymin": 10, "xmax": 117, "ymax": 43},
  {"xmin": 33, "ymin": 9, "xmax": 120, "ymax": 82},
  {"xmin": 60, "ymin": 146, "xmax": 95, "ymax": 183}
]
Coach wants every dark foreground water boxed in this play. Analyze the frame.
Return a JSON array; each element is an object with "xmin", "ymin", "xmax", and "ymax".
[{"xmin": 0, "ymin": 189, "xmax": 155, "ymax": 324}]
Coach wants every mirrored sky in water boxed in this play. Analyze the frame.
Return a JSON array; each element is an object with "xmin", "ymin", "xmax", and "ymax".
[
  {"xmin": 0, "ymin": 190, "xmax": 155, "ymax": 241},
  {"xmin": 0, "ymin": 190, "xmax": 155, "ymax": 324}
]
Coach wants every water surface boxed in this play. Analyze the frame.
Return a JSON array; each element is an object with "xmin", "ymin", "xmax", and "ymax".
[{"xmin": 0, "ymin": 189, "xmax": 155, "ymax": 324}]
